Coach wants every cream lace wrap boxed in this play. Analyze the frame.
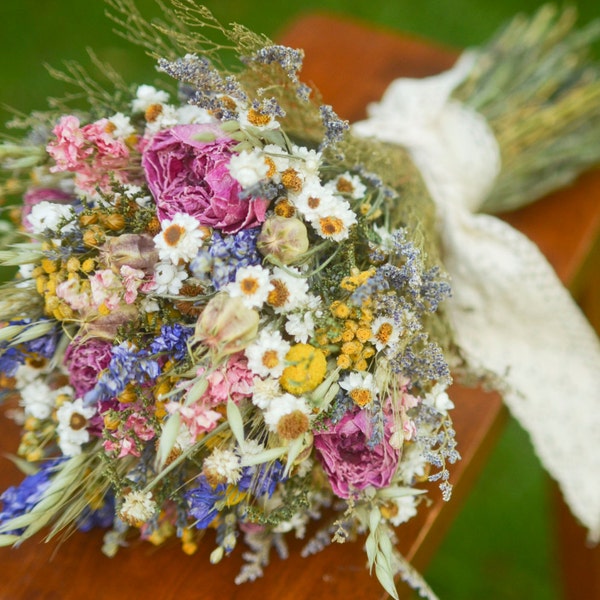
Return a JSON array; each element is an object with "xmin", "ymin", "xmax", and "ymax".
[{"xmin": 353, "ymin": 53, "xmax": 600, "ymax": 542}]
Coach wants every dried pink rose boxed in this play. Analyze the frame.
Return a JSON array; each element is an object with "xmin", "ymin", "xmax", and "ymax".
[
  {"xmin": 142, "ymin": 124, "xmax": 269, "ymax": 233},
  {"xmin": 313, "ymin": 408, "xmax": 400, "ymax": 499}
]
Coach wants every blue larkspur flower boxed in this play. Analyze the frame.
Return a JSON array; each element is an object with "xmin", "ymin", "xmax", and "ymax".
[
  {"xmin": 238, "ymin": 460, "xmax": 286, "ymax": 498},
  {"xmin": 185, "ymin": 476, "xmax": 226, "ymax": 529},
  {"xmin": 77, "ymin": 494, "xmax": 115, "ymax": 532},
  {"xmin": 0, "ymin": 458, "xmax": 65, "ymax": 532},
  {"xmin": 85, "ymin": 342, "xmax": 160, "ymax": 404},
  {"xmin": 191, "ymin": 228, "xmax": 261, "ymax": 290},
  {"xmin": 150, "ymin": 324, "xmax": 194, "ymax": 361}
]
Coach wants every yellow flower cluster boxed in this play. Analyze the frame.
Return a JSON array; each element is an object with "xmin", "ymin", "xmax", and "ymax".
[{"xmin": 315, "ymin": 268, "xmax": 379, "ymax": 371}]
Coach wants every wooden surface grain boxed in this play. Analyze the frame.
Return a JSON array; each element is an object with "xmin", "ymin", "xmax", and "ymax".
[{"xmin": 0, "ymin": 12, "xmax": 599, "ymax": 600}]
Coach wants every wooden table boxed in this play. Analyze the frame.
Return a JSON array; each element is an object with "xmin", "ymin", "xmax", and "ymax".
[{"xmin": 1, "ymin": 13, "xmax": 599, "ymax": 600}]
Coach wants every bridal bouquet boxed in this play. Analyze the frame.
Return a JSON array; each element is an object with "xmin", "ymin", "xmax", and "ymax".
[{"xmin": 1, "ymin": 2, "xmax": 599, "ymax": 598}]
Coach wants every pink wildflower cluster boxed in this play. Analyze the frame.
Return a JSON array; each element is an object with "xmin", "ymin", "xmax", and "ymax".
[{"xmin": 46, "ymin": 115, "xmax": 131, "ymax": 193}]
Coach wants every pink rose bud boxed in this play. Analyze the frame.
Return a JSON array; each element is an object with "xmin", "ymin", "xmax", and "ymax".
[
  {"xmin": 194, "ymin": 293, "xmax": 259, "ymax": 355},
  {"xmin": 257, "ymin": 216, "xmax": 309, "ymax": 264}
]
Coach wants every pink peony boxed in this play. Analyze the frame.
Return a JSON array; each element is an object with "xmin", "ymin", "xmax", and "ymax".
[
  {"xmin": 64, "ymin": 338, "xmax": 113, "ymax": 398},
  {"xmin": 46, "ymin": 115, "xmax": 130, "ymax": 193},
  {"xmin": 313, "ymin": 408, "xmax": 400, "ymax": 499},
  {"xmin": 142, "ymin": 124, "xmax": 269, "ymax": 233}
]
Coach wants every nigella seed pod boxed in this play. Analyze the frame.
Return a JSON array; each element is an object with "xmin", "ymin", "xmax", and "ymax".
[
  {"xmin": 194, "ymin": 293, "xmax": 259, "ymax": 355},
  {"xmin": 99, "ymin": 233, "xmax": 159, "ymax": 272},
  {"xmin": 257, "ymin": 215, "xmax": 309, "ymax": 265}
]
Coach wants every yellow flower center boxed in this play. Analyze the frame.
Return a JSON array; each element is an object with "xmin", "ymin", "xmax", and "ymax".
[
  {"xmin": 145, "ymin": 104, "xmax": 164, "ymax": 122},
  {"xmin": 69, "ymin": 412, "xmax": 88, "ymax": 431},
  {"xmin": 240, "ymin": 276, "xmax": 260, "ymax": 296},
  {"xmin": 307, "ymin": 196, "xmax": 321, "ymax": 209},
  {"xmin": 319, "ymin": 216, "xmax": 344, "ymax": 237},
  {"xmin": 262, "ymin": 350, "xmax": 280, "ymax": 369},
  {"xmin": 336, "ymin": 177, "xmax": 353, "ymax": 194},
  {"xmin": 267, "ymin": 279, "xmax": 290, "ymax": 308},
  {"xmin": 163, "ymin": 224, "xmax": 185, "ymax": 247},
  {"xmin": 281, "ymin": 168, "xmax": 302, "ymax": 192},
  {"xmin": 375, "ymin": 322, "xmax": 394, "ymax": 345},
  {"xmin": 349, "ymin": 388, "xmax": 373, "ymax": 407},
  {"xmin": 247, "ymin": 108, "xmax": 272, "ymax": 127},
  {"xmin": 277, "ymin": 410, "xmax": 310, "ymax": 440}
]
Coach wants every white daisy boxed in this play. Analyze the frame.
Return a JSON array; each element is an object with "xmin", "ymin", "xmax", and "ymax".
[
  {"xmin": 176, "ymin": 104, "xmax": 214, "ymax": 125},
  {"xmin": 107, "ymin": 112, "xmax": 135, "ymax": 139},
  {"xmin": 423, "ymin": 383, "xmax": 455, "ymax": 413},
  {"xmin": 339, "ymin": 371, "xmax": 378, "ymax": 407},
  {"xmin": 245, "ymin": 328, "xmax": 291, "ymax": 379},
  {"xmin": 325, "ymin": 171, "xmax": 367, "ymax": 200},
  {"xmin": 225, "ymin": 264, "xmax": 273, "ymax": 309},
  {"xmin": 266, "ymin": 267, "xmax": 309, "ymax": 314},
  {"xmin": 386, "ymin": 495, "xmax": 418, "ymax": 527},
  {"xmin": 263, "ymin": 143, "xmax": 292, "ymax": 177},
  {"xmin": 143, "ymin": 104, "xmax": 179, "ymax": 134},
  {"xmin": 251, "ymin": 376, "xmax": 282, "ymax": 410},
  {"xmin": 310, "ymin": 199, "xmax": 357, "ymax": 242},
  {"xmin": 153, "ymin": 213, "xmax": 207, "ymax": 264},
  {"xmin": 289, "ymin": 178, "xmax": 337, "ymax": 222},
  {"xmin": 290, "ymin": 144, "xmax": 322, "ymax": 175},
  {"xmin": 284, "ymin": 294, "xmax": 322, "ymax": 343},
  {"xmin": 262, "ymin": 393, "xmax": 311, "ymax": 437},
  {"xmin": 152, "ymin": 261, "xmax": 189, "ymax": 295},
  {"xmin": 228, "ymin": 149, "xmax": 269, "ymax": 188},
  {"xmin": 56, "ymin": 398, "xmax": 96, "ymax": 457},
  {"xmin": 131, "ymin": 85, "xmax": 170, "ymax": 113},
  {"xmin": 19, "ymin": 379, "xmax": 59, "ymax": 420},
  {"xmin": 370, "ymin": 315, "xmax": 402, "ymax": 352}
]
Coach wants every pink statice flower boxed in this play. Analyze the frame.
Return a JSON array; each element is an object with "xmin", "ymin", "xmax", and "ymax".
[
  {"xmin": 166, "ymin": 402, "xmax": 222, "ymax": 441},
  {"xmin": 90, "ymin": 269, "xmax": 122, "ymax": 311},
  {"xmin": 103, "ymin": 413, "xmax": 155, "ymax": 458},
  {"xmin": 197, "ymin": 353, "xmax": 254, "ymax": 406},
  {"xmin": 46, "ymin": 115, "xmax": 130, "ymax": 193},
  {"xmin": 142, "ymin": 123, "xmax": 269, "ymax": 233},
  {"xmin": 120, "ymin": 265, "xmax": 146, "ymax": 304},
  {"xmin": 313, "ymin": 408, "xmax": 400, "ymax": 499},
  {"xmin": 63, "ymin": 338, "xmax": 113, "ymax": 398}
]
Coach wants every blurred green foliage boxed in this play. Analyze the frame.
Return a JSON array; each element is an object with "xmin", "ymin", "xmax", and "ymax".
[{"xmin": 1, "ymin": 1, "xmax": 597, "ymax": 598}]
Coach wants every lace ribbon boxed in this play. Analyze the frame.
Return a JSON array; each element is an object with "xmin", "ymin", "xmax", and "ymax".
[{"xmin": 353, "ymin": 53, "xmax": 600, "ymax": 542}]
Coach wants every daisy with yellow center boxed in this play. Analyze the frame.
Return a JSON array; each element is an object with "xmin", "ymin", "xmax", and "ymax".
[
  {"xmin": 311, "ymin": 200, "xmax": 357, "ymax": 242},
  {"xmin": 339, "ymin": 371, "xmax": 378, "ymax": 407},
  {"xmin": 226, "ymin": 264, "xmax": 273, "ymax": 309},
  {"xmin": 267, "ymin": 267, "xmax": 309, "ymax": 314},
  {"xmin": 245, "ymin": 328, "xmax": 291, "ymax": 378},
  {"xmin": 370, "ymin": 315, "xmax": 402, "ymax": 352},
  {"xmin": 153, "ymin": 212, "xmax": 207, "ymax": 264}
]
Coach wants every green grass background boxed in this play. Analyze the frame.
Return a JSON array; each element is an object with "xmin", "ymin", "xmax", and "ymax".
[{"xmin": 1, "ymin": 1, "xmax": 598, "ymax": 598}]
